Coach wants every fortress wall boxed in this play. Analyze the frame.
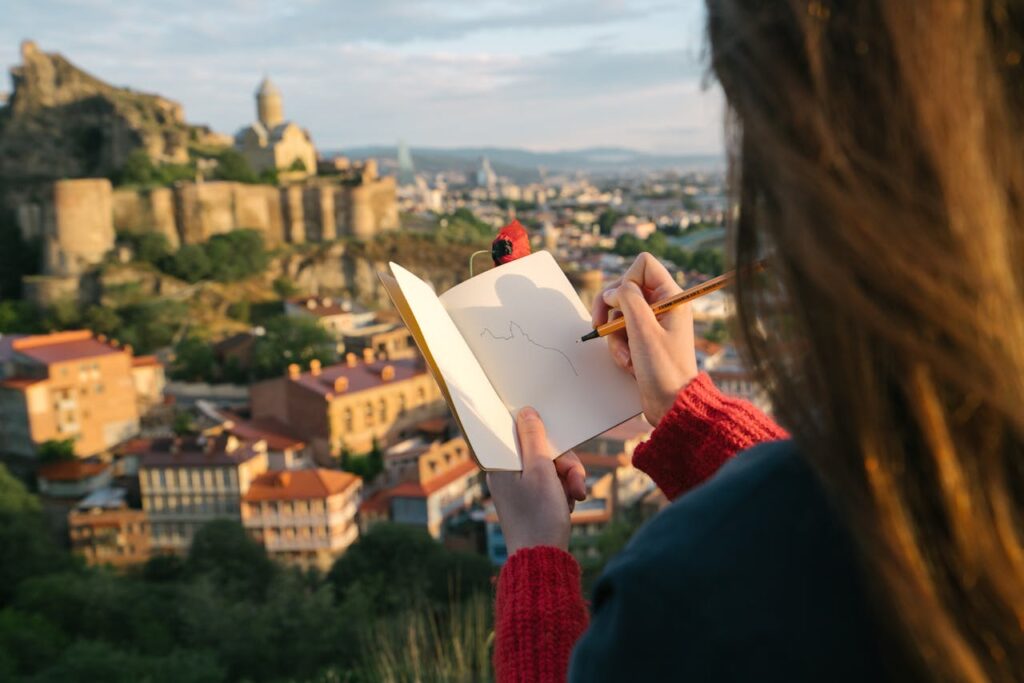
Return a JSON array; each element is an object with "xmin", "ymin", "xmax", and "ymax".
[
  {"xmin": 343, "ymin": 177, "xmax": 399, "ymax": 239},
  {"xmin": 174, "ymin": 181, "xmax": 237, "ymax": 244},
  {"xmin": 46, "ymin": 179, "xmax": 115, "ymax": 276},
  {"xmin": 281, "ymin": 185, "xmax": 306, "ymax": 244},
  {"xmin": 302, "ymin": 185, "xmax": 335, "ymax": 242},
  {"xmin": 232, "ymin": 184, "xmax": 284, "ymax": 247},
  {"xmin": 112, "ymin": 187, "xmax": 180, "ymax": 248}
]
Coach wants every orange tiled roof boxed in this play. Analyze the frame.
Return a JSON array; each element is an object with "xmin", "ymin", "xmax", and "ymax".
[
  {"xmin": 13, "ymin": 330, "xmax": 123, "ymax": 365},
  {"xmin": 220, "ymin": 413, "xmax": 307, "ymax": 451},
  {"xmin": 694, "ymin": 338, "xmax": 724, "ymax": 356},
  {"xmin": 286, "ymin": 357, "xmax": 426, "ymax": 399},
  {"xmin": 131, "ymin": 355, "xmax": 162, "ymax": 368},
  {"xmin": 244, "ymin": 468, "xmax": 361, "ymax": 502},
  {"xmin": 0, "ymin": 377, "xmax": 46, "ymax": 391},
  {"xmin": 38, "ymin": 460, "xmax": 109, "ymax": 482},
  {"xmin": 387, "ymin": 458, "xmax": 479, "ymax": 499},
  {"xmin": 358, "ymin": 488, "xmax": 392, "ymax": 515}
]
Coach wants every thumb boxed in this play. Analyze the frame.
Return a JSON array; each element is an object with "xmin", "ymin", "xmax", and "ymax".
[
  {"xmin": 516, "ymin": 406, "xmax": 553, "ymax": 471},
  {"xmin": 604, "ymin": 281, "xmax": 659, "ymax": 342}
]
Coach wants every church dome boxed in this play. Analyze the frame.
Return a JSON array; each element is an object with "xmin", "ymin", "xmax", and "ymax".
[{"xmin": 256, "ymin": 76, "xmax": 280, "ymax": 97}]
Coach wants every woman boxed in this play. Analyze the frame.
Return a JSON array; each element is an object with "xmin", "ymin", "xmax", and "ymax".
[{"xmin": 489, "ymin": 2, "xmax": 1024, "ymax": 681}]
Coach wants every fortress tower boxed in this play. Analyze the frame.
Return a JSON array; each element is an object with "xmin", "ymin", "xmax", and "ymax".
[{"xmin": 256, "ymin": 76, "xmax": 284, "ymax": 129}]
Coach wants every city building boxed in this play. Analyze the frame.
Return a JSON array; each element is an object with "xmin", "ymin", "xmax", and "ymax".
[
  {"xmin": 0, "ymin": 331, "xmax": 140, "ymax": 457},
  {"xmin": 130, "ymin": 354, "xmax": 166, "ymax": 415},
  {"xmin": 37, "ymin": 459, "xmax": 113, "ymax": 498},
  {"xmin": 249, "ymin": 352, "xmax": 444, "ymax": 459},
  {"xmin": 284, "ymin": 296, "xmax": 375, "ymax": 337},
  {"xmin": 68, "ymin": 487, "xmax": 150, "ymax": 569},
  {"xmin": 138, "ymin": 434, "xmax": 269, "ymax": 554},
  {"xmin": 242, "ymin": 469, "xmax": 362, "ymax": 572},
  {"xmin": 218, "ymin": 411, "xmax": 311, "ymax": 471},
  {"xmin": 484, "ymin": 471, "xmax": 616, "ymax": 565},
  {"xmin": 611, "ymin": 216, "xmax": 657, "ymax": 240},
  {"xmin": 360, "ymin": 437, "xmax": 483, "ymax": 539},
  {"xmin": 708, "ymin": 344, "xmax": 773, "ymax": 414},
  {"xmin": 234, "ymin": 77, "xmax": 317, "ymax": 177}
]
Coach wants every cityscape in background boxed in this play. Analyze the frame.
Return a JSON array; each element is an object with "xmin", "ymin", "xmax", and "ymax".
[{"xmin": 0, "ymin": 25, "xmax": 761, "ymax": 682}]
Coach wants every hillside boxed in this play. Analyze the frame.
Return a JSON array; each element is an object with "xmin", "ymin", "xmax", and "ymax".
[{"xmin": 0, "ymin": 40, "xmax": 221, "ymax": 183}]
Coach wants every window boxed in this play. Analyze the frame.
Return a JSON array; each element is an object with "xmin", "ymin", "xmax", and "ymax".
[
  {"xmin": 343, "ymin": 407, "xmax": 354, "ymax": 432},
  {"xmin": 398, "ymin": 393, "xmax": 407, "ymax": 416},
  {"xmin": 378, "ymin": 398, "xmax": 387, "ymax": 422},
  {"xmin": 364, "ymin": 401, "xmax": 374, "ymax": 427},
  {"xmin": 417, "ymin": 387, "xmax": 426, "ymax": 404}
]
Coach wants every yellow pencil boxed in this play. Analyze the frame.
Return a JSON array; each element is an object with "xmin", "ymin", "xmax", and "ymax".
[{"xmin": 580, "ymin": 260, "xmax": 767, "ymax": 342}]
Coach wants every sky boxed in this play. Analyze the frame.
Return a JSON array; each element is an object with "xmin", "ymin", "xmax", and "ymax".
[{"xmin": 1, "ymin": 0, "xmax": 724, "ymax": 155}]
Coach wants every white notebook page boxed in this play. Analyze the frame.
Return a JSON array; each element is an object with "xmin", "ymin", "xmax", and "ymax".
[
  {"xmin": 440, "ymin": 251, "xmax": 642, "ymax": 456},
  {"xmin": 388, "ymin": 263, "xmax": 520, "ymax": 471}
]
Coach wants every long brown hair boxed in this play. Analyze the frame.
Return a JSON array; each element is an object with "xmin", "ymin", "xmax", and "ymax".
[{"xmin": 707, "ymin": 1, "xmax": 1024, "ymax": 680}]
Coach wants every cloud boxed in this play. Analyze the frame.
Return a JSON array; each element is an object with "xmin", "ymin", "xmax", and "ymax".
[{"xmin": 0, "ymin": 0, "xmax": 723, "ymax": 154}]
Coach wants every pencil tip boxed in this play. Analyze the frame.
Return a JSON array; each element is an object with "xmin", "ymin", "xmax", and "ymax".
[{"xmin": 580, "ymin": 330, "xmax": 598, "ymax": 342}]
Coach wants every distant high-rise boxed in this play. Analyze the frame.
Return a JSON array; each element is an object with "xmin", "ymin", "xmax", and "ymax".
[
  {"xmin": 397, "ymin": 140, "xmax": 416, "ymax": 186},
  {"xmin": 476, "ymin": 156, "xmax": 497, "ymax": 190}
]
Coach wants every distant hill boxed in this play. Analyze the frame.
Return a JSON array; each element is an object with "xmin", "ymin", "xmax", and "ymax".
[
  {"xmin": 333, "ymin": 145, "xmax": 724, "ymax": 181},
  {"xmin": 0, "ymin": 40, "xmax": 221, "ymax": 184}
]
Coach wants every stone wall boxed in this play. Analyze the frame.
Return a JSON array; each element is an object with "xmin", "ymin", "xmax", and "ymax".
[
  {"xmin": 44, "ymin": 179, "xmax": 115, "ymax": 277},
  {"xmin": 112, "ymin": 187, "xmax": 179, "ymax": 248}
]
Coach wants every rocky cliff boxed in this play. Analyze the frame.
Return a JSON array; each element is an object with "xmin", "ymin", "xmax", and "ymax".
[{"xmin": 0, "ymin": 40, "xmax": 216, "ymax": 182}]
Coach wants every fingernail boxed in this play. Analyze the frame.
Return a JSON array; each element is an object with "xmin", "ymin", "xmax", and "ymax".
[
  {"xmin": 519, "ymin": 406, "xmax": 539, "ymax": 422},
  {"xmin": 616, "ymin": 349, "xmax": 630, "ymax": 365},
  {"xmin": 602, "ymin": 287, "xmax": 618, "ymax": 303}
]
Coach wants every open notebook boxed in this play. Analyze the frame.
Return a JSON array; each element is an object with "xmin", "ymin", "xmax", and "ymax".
[{"xmin": 378, "ymin": 251, "xmax": 641, "ymax": 471}]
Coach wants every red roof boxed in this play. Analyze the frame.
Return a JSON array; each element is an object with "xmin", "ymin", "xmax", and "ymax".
[
  {"xmin": 131, "ymin": 355, "xmax": 162, "ymax": 368},
  {"xmin": 286, "ymin": 357, "xmax": 426, "ymax": 398},
  {"xmin": 244, "ymin": 469, "xmax": 360, "ymax": 502},
  {"xmin": 359, "ymin": 489, "xmax": 392, "ymax": 515},
  {"xmin": 387, "ymin": 459, "xmax": 479, "ymax": 499},
  {"xmin": 220, "ymin": 413, "xmax": 306, "ymax": 451},
  {"xmin": 13, "ymin": 331, "xmax": 123, "ymax": 365},
  {"xmin": 0, "ymin": 377, "xmax": 46, "ymax": 391},
  {"xmin": 137, "ymin": 436, "xmax": 264, "ymax": 468},
  {"xmin": 694, "ymin": 338, "xmax": 724, "ymax": 356},
  {"xmin": 38, "ymin": 460, "xmax": 109, "ymax": 482}
]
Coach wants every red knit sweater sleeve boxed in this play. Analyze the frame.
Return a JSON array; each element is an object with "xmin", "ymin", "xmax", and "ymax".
[
  {"xmin": 632, "ymin": 372, "xmax": 788, "ymax": 501},
  {"xmin": 493, "ymin": 546, "xmax": 589, "ymax": 683},
  {"xmin": 493, "ymin": 373, "xmax": 786, "ymax": 682}
]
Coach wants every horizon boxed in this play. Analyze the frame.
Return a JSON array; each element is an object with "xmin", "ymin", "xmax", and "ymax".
[{"xmin": 1, "ymin": 0, "xmax": 724, "ymax": 156}]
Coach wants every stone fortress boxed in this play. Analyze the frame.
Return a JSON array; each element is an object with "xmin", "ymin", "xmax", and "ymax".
[{"xmin": 3, "ymin": 42, "xmax": 399, "ymax": 304}]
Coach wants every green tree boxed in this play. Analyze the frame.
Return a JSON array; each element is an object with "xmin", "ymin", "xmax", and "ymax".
[
  {"xmin": 82, "ymin": 305, "xmax": 123, "ymax": 338},
  {"xmin": 185, "ymin": 520, "xmax": 275, "ymax": 598},
  {"xmin": 327, "ymin": 523, "xmax": 492, "ymax": 616},
  {"xmin": 250, "ymin": 315, "xmax": 334, "ymax": 380},
  {"xmin": 134, "ymin": 232, "xmax": 172, "ymax": 264},
  {"xmin": 0, "ymin": 210, "xmax": 42, "ymax": 300},
  {"xmin": 0, "ymin": 465, "xmax": 71, "ymax": 604},
  {"xmin": 172, "ymin": 412, "xmax": 195, "ymax": 436},
  {"xmin": 0, "ymin": 300, "xmax": 41, "ymax": 333},
  {"xmin": 213, "ymin": 149, "xmax": 258, "ymax": 184},
  {"xmin": 703, "ymin": 318, "xmax": 731, "ymax": 343},
  {"xmin": 37, "ymin": 439, "xmax": 76, "ymax": 464},
  {"xmin": 613, "ymin": 233, "xmax": 645, "ymax": 257},
  {"xmin": 168, "ymin": 244, "xmax": 212, "ymax": 283},
  {"xmin": 116, "ymin": 149, "xmax": 158, "ymax": 186},
  {"xmin": 171, "ymin": 337, "xmax": 217, "ymax": 382},
  {"xmin": 272, "ymin": 276, "xmax": 298, "ymax": 299},
  {"xmin": 288, "ymin": 157, "xmax": 307, "ymax": 172},
  {"xmin": 597, "ymin": 209, "xmax": 621, "ymax": 235}
]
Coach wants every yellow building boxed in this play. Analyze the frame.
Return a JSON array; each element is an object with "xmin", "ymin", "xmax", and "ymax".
[
  {"xmin": 234, "ymin": 77, "xmax": 317, "ymax": 177},
  {"xmin": 249, "ymin": 351, "xmax": 444, "ymax": 459},
  {"xmin": 242, "ymin": 469, "xmax": 362, "ymax": 572},
  {"xmin": 138, "ymin": 434, "xmax": 269, "ymax": 554},
  {"xmin": 0, "ymin": 331, "xmax": 140, "ymax": 457}
]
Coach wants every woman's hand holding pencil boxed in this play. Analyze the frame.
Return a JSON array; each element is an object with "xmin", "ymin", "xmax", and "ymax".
[{"xmin": 591, "ymin": 253, "xmax": 700, "ymax": 426}]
